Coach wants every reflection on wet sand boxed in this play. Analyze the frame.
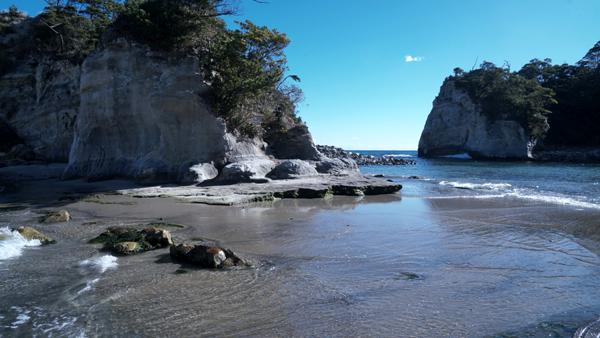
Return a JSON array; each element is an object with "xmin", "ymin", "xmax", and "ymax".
[{"xmin": 1, "ymin": 185, "xmax": 600, "ymax": 336}]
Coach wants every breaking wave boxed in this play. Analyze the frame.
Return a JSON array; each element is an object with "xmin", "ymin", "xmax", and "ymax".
[
  {"xmin": 79, "ymin": 255, "xmax": 118, "ymax": 274},
  {"xmin": 0, "ymin": 227, "xmax": 42, "ymax": 261},
  {"xmin": 383, "ymin": 154, "xmax": 414, "ymax": 158},
  {"xmin": 434, "ymin": 180, "xmax": 600, "ymax": 209},
  {"xmin": 439, "ymin": 181, "xmax": 513, "ymax": 191}
]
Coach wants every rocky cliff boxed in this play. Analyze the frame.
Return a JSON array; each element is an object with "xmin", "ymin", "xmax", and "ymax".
[
  {"xmin": 418, "ymin": 80, "xmax": 533, "ymax": 159},
  {"xmin": 63, "ymin": 39, "xmax": 270, "ymax": 182},
  {"xmin": 0, "ymin": 37, "xmax": 355, "ymax": 183},
  {"xmin": 0, "ymin": 17, "xmax": 80, "ymax": 162}
]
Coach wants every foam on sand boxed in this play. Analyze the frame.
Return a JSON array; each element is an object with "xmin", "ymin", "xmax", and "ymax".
[
  {"xmin": 383, "ymin": 154, "xmax": 414, "ymax": 158},
  {"xmin": 0, "ymin": 227, "xmax": 42, "ymax": 261},
  {"xmin": 439, "ymin": 181, "xmax": 513, "ymax": 191},
  {"xmin": 431, "ymin": 183, "xmax": 600, "ymax": 210},
  {"xmin": 79, "ymin": 255, "xmax": 118, "ymax": 273}
]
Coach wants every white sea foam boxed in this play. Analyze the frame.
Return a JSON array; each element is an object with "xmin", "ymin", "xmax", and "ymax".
[
  {"xmin": 40, "ymin": 316, "xmax": 79, "ymax": 334},
  {"xmin": 383, "ymin": 154, "xmax": 414, "ymax": 158},
  {"xmin": 428, "ymin": 189, "xmax": 600, "ymax": 210},
  {"xmin": 9, "ymin": 306, "xmax": 31, "ymax": 329},
  {"xmin": 7, "ymin": 306, "xmax": 84, "ymax": 336},
  {"xmin": 76, "ymin": 278, "xmax": 101, "ymax": 295},
  {"xmin": 0, "ymin": 227, "xmax": 42, "ymax": 261},
  {"xmin": 439, "ymin": 181, "xmax": 513, "ymax": 191},
  {"xmin": 505, "ymin": 190, "xmax": 600, "ymax": 210},
  {"xmin": 441, "ymin": 153, "xmax": 472, "ymax": 159},
  {"xmin": 79, "ymin": 255, "xmax": 117, "ymax": 273},
  {"xmin": 11, "ymin": 313, "xmax": 31, "ymax": 328}
]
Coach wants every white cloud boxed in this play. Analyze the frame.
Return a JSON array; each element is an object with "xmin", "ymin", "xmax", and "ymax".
[{"xmin": 404, "ymin": 55, "xmax": 424, "ymax": 63}]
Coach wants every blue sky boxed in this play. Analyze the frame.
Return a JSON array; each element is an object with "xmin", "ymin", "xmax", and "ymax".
[{"xmin": 2, "ymin": 0, "xmax": 599, "ymax": 150}]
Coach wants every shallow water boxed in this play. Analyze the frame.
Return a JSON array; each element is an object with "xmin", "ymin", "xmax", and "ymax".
[
  {"xmin": 2, "ymin": 157, "xmax": 600, "ymax": 337},
  {"xmin": 1, "ymin": 191, "xmax": 600, "ymax": 337},
  {"xmin": 357, "ymin": 150, "xmax": 600, "ymax": 210}
]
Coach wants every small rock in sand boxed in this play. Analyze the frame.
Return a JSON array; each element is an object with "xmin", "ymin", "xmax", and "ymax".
[
  {"xmin": 170, "ymin": 243, "xmax": 251, "ymax": 269},
  {"xmin": 39, "ymin": 210, "xmax": 71, "ymax": 223},
  {"xmin": 112, "ymin": 241, "xmax": 143, "ymax": 255},
  {"xmin": 14, "ymin": 226, "xmax": 56, "ymax": 245},
  {"xmin": 90, "ymin": 226, "xmax": 173, "ymax": 256}
]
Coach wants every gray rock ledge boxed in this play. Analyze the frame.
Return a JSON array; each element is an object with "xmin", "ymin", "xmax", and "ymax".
[{"xmin": 118, "ymin": 174, "xmax": 402, "ymax": 205}]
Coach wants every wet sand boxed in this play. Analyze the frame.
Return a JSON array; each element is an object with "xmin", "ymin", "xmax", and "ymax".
[{"xmin": 2, "ymin": 177, "xmax": 600, "ymax": 337}]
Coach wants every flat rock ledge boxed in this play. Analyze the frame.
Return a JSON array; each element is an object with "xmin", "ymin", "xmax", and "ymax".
[{"xmin": 118, "ymin": 174, "xmax": 402, "ymax": 205}]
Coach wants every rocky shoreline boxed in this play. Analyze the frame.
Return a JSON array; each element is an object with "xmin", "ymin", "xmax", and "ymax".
[
  {"xmin": 0, "ymin": 164, "xmax": 401, "ymax": 207},
  {"xmin": 317, "ymin": 145, "xmax": 416, "ymax": 165}
]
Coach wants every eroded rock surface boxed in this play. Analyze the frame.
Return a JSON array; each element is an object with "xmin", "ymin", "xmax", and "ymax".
[
  {"xmin": 0, "ymin": 55, "xmax": 79, "ymax": 161},
  {"xmin": 266, "ymin": 124, "xmax": 321, "ymax": 160},
  {"xmin": 63, "ymin": 39, "xmax": 268, "ymax": 182},
  {"xmin": 267, "ymin": 159, "xmax": 318, "ymax": 179},
  {"xmin": 179, "ymin": 163, "xmax": 219, "ymax": 184},
  {"xmin": 219, "ymin": 159, "xmax": 276, "ymax": 183},
  {"xmin": 315, "ymin": 158, "xmax": 359, "ymax": 175},
  {"xmin": 120, "ymin": 174, "xmax": 402, "ymax": 205}
]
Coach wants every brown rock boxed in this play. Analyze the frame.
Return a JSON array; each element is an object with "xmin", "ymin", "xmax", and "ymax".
[
  {"xmin": 141, "ymin": 227, "xmax": 173, "ymax": 248},
  {"xmin": 15, "ymin": 226, "xmax": 55, "ymax": 245},
  {"xmin": 112, "ymin": 241, "xmax": 143, "ymax": 255},
  {"xmin": 40, "ymin": 210, "xmax": 71, "ymax": 223},
  {"xmin": 170, "ymin": 243, "xmax": 250, "ymax": 269}
]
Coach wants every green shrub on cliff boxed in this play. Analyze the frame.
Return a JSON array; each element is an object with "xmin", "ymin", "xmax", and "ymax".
[
  {"xmin": 451, "ymin": 51, "xmax": 600, "ymax": 147},
  {"xmin": 204, "ymin": 20, "xmax": 296, "ymax": 136},
  {"xmin": 0, "ymin": 1, "xmax": 121, "ymax": 76},
  {"xmin": 0, "ymin": 5, "xmax": 23, "ymax": 33},
  {"xmin": 113, "ymin": 0, "xmax": 227, "ymax": 50},
  {"xmin": 518, "ymin": 58, "xmax": 600, "ymax": 147},
  {"xmin": 114, "ymin": 0, "xmax": 300, "ymax": 136},
  {"xmin": 452, "ymin": 62, "xmax": 556, "ymax": 139},
  {"xmin": 1, "ymin": 0, "xmax": 302, "ymax": 137},
  {"xmin": 32, "ymin": 0, "xmax": 119, "ymax": 59}
]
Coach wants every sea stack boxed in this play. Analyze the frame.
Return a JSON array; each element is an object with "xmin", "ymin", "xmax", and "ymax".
[{"xmin": 418, "ymin": 80, "xmax": 534, "ymax": 160}]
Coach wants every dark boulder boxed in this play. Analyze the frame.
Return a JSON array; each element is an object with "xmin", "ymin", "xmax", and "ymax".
[
  {"xmin": 170, "ymin": 243, "xmax": 251, "ymax": 268},
  {"xmin": 266, "ymin": 125, "xmax": 321, "ymax": 160},
  {"xmin": 89, "ymin": 226, "xmax": 173, "ymax": 256}
]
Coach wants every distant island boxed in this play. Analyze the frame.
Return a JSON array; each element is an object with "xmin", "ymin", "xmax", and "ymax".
[{"xmin": 419, "ymin": 41, "xmax": 600, "ymax": 161}]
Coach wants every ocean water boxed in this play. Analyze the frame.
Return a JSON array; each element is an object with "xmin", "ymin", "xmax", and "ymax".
[{"xmin": 355, "ymin": 150, "xmax": 600, "ymax": 210}]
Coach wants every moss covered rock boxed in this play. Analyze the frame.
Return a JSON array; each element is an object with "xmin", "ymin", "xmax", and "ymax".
[
  {"xmin": 112, "ymin": 241, "xmax": 144, "ymax": 255},
  {"xmin": 39, "ymin": 210, "xmax": 71, "ymax": 223},
  {"xmin": 15, "ymin": 226, "xmax": 55, "ymax": 245},
  {"xmin": 90, "ymin": 226, "xmax": 172, "ymax": 256}
]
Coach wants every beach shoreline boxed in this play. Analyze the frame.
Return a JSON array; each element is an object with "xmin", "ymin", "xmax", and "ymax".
[{"xmin": 2, "ymin": 166, "xmax": 600, "ymax": 336}]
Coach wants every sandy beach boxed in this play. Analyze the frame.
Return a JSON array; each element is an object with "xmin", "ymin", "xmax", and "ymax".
[{"xmin": 2, "ymin": 169, "xmax": 600, "ymax": 337}]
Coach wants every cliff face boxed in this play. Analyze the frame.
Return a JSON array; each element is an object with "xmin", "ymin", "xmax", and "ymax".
[
  {"xmin": 0, "ymin": 58, "xmax": 80, "ymax": 162},
  {"xmin": 418, "ymin": 80, "xmax": 533, "ymax": 159},
  {"xmin": 63, "ymin": 39, "xmax": 268, "ymax": 181},
  {"xmin": 0, "ymin": 37, "xmax": 349, "ymax": 182},
  {"xmin": 0, "ymin": 17, "xmax": 80, "ymax": 162}
]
